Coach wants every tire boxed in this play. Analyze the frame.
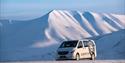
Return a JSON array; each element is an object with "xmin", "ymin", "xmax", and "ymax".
[
  {"xmin": 90, "ymin": 53, "xmax": 95, "ymax": 60},
  {"xmin": 76, "ymin": 54, "xmax": 80, "ymax": 60}
]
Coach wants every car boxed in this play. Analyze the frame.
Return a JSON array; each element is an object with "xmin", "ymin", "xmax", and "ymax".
[{"xmin": 56, "ymin": 39, "xmax": 97, "ymax": 60}]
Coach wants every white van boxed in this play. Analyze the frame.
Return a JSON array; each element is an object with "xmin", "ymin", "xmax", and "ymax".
[{"xmin": 56, "ymin": 39, "xmax": 97, "ymax": 60}]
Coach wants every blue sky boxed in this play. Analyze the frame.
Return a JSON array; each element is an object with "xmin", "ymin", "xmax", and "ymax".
[{"xmin": 0, "ymin": 0, "xmax": 125, "ymax": 20}]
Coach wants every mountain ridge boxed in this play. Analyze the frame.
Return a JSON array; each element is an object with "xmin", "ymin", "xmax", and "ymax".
[
  {"xmin": 0, "ymin": 10, "xmax": 125, "ymax": 45},
  {"xmin": 0, "ymin": 10, "xmax": 125, "ymax": 61}
]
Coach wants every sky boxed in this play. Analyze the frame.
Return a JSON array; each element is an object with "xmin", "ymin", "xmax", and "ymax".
[{"xmin": 0, "ymin": 0, "xmax": 125, "ymax": 20}]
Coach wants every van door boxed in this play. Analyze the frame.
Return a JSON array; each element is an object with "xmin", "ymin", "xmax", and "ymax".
[
  {"xmin": 83, "ymin": 41, "xmax": 91, "ymax": 58},
  {"xmin": 77, "ymin": 41, "xmax": 84, "ymax": 58}
]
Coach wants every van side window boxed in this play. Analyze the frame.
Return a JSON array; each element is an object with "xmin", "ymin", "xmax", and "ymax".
[
  {"xmin": 78, "ymin": 41, "xmax": 83, "ymax": 48},
  {"xmin": 83, "ymin": 41, "xmax": 88, "ymax": 47}
]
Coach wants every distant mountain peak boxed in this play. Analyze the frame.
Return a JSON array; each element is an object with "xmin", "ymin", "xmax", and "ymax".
[{"xmin": 0, "ymin": 10, "xmax": 125, "ymax": 46}]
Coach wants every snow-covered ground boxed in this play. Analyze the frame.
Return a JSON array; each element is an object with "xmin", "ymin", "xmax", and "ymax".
[
  {"xmin": 0, "ymin": 10, "xmax": 125, "ymax": 61},
  {"xmin": 2, "ymin": 60, "xmax": 125, "ymax": 63}
]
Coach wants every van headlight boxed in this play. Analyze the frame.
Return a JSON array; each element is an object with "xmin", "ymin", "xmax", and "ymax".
[{"xmin": 70, "ymin": 50, "xmax": 75, "ymax": 53}]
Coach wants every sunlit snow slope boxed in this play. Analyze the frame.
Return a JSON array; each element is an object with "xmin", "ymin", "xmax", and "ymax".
[
  {"xmin": 46, "ymin": 10, "xmax": 125, "ymax": 40},
  {"xmin": 0, "ymin": 10, "xmax": 125, "ymax": 61}
]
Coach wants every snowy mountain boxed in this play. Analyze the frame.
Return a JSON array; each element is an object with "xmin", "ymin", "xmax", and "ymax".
[{"xmin": 0, "ymin": 10, "xmax": 125, "ymax": 61}]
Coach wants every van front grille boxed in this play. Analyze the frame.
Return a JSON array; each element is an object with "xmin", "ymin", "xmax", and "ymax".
[{"xmin": 58, "ymin": 51, "xmax": 68, "ymax": 55}]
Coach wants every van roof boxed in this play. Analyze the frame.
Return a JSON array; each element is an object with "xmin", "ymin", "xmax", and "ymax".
[{"xmin": 63, "ymin": 39, "xmax": 93, "ymax": 42}]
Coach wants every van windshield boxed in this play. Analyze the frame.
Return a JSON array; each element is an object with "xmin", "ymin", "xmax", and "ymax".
[{"xmin": 59, "ymin": 41, "xmax": 78, "ymax": 48}]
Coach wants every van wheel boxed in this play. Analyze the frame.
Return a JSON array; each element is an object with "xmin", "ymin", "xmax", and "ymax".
[
  {"xmin": 91, "ymin": 53, "xmax": 95, "ymax": 60},
  {"xmin": 76, "ymin": 54, "xmax": 80, "ymax": 60}
]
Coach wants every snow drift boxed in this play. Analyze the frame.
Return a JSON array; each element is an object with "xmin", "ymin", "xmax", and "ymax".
[{"xmin": 0, "ymin": 10, "xmax": 125, "ymax": 61}]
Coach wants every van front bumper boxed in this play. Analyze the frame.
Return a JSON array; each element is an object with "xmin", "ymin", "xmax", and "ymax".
[{"xmin": 56, "ymin": 53, "xmax": 75, "ymax": 60}]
